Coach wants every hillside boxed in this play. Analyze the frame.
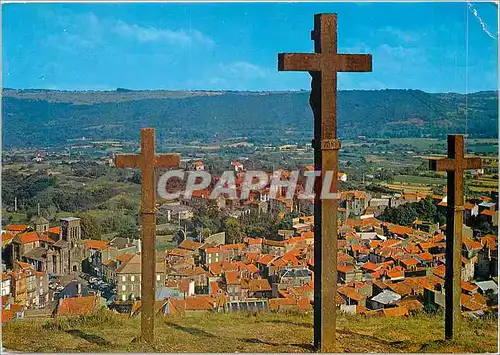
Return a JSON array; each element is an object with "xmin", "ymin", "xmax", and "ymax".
[
  {"xmin": 2, "ymin": 88, "xmax": 498, "ymax": 149},
  {"xmin": 2, "ymin": 310, "xmax": 497, "ymax": 353}
]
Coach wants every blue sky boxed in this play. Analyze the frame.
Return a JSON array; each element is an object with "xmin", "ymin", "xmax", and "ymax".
[{"xmin": 3, "ymin": 2, "xmax": 498, "ymax": 92}]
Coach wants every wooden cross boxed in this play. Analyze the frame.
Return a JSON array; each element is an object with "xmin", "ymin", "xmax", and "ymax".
[
  {"xmin": 429, "ymin": 134, "xmax": 481, "ymax": 340},
  {"xmin": 278, "ymin": 13, "xmax": 371, "ymax": 352},
  {"xmin": 115, "ymin": 128, "xmax": 180, "ymax": 343}
]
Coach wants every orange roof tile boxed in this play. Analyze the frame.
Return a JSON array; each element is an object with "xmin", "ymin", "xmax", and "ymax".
[
  {"xmin": 6, "ymin": 224, "xmax": 28, "ymax": 232},
  {"xmin": 57, "ymin": 296, "xmax": 100, "ymax": 317},
  {"xmin": 220, "ymin": 243, "xmax": 245, "ymax": 250},
  {"xmin": 247, "ymin": 238, "xmax": 263, "ymax": 245},
  {"xmin": 84, "ymin": 239, "xmax": 109, "ymax": 250},
  {"xmin": 258, "ymin": 254, "xmax": 275, "ymax": 265},
  {"xmin": 401, "ymin": 258, "xmax": 420, "ymax": 267},
  {"xmin": 462, "ymin": 238, "xmax": 483, "ymax": 250},
  {"xmin": 2, "ymin": 232, "xmax": 14, "ymax": 243},
  {"xmin": 48, "ymin": 226, "xmax": 60, "ymax": 234},
  {"xmin": 461, "ymin": 281, "xmax": 478, "ymax": 293},
  {"xmin": 337, "ymin": 264, "xmax": 354, "ymax": 273},
  {"xmin": 248, "ymin": 279, "xmax": 271, "ymax": 292},
  {"xmin": 225, "ymin": 271, "xmax": 240, "ymax": 285},
  {"xmin": 388, "ymin": 225, "xmax": 414, "ymax": 236}
]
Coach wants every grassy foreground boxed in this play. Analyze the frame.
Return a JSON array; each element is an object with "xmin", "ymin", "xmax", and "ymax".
[{"xmin": 2, "ymin": 310, "xmax": 498, "ymax": 353}]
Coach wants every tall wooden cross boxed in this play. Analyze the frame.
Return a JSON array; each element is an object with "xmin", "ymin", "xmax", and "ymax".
[
  {"xmin": 115, "ymin": 128, "xmax": 180, "ymax": 342},
  {"xmin": 278, "ymin": 13, "xmax": 372, "ymax": 352},
  {"xmin": 429, "ymin": 134, "xmax": 481, "ymax": 340}
]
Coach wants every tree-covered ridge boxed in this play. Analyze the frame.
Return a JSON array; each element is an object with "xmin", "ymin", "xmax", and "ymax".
[{"xmin": 2, "ymin": 89, "xmax": 498, "ymax": 148}]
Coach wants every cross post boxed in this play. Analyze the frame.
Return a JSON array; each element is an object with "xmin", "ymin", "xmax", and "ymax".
[
  {"xmin": 429, "ymin": 134, "xmax": 481, "ymax": 340},
  {"xmin": 278, "ymin": 13, "xmax": 371, "ymax": 352},
  {"xmin": 115, "ymin": 128, "xmax": 180, "ymax": 343}
]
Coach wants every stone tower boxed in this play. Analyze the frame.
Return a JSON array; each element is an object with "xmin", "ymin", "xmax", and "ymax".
[
  {"xmin": 60, "ymin": 217, "xmax": 81, "ymax": 242},
  {"xmin": 33, "ymin": 216, "xmax": 49, "ymax": 235}
]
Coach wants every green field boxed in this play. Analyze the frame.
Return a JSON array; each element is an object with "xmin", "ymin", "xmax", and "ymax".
[{"xmin": 393, "ymin": 175, "xmax": 445, "ymax": 185}]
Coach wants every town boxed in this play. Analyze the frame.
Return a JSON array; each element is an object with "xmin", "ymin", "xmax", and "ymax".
[{"xmin": 2, "ymin": 156, "xmax": 497, "ymax": 323}]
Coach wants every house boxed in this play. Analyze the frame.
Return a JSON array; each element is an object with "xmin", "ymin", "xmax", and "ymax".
[
  {"xmin": 338, "ymin": 286, "xmax": 366, "ymax": 309},
  {"xmin": 338, "ymin": 264, "xmax": 363, "ymax": 284},
  {"xmin": 462, "ymin": 237, "xmax": 483, "ymax": 259},
  {"xmin": 340, "ymin": 191, "xmax": 370, "ymax": 217},
  {"xmin": 2, "ymin": 272, "xmax": 11, "ymax": 296},
  {"xmin": 200, "ymin": 247, "xmax": 221, "ymax": 266},
  {"xmin": 248, "ymin": 279, "xmax": 272, "ymax": 298},
  {"xmin": 277, "ymin": 268, "xmax": 312, "ymax": 287},
  {"xmin": 368, "ymin": 290, "xmax": 401, "ymax": 310},
  {"xmin": 115, "ymin": 253, "xmax": 166, "ymax": 302},
  {"xmin": 53, "ymin": 295, "xmax": 104, "ymax": 317},
  {"xmin": 224, "ymin": 271, "xmax": 241, "ymax": 301},
  {"xmin": 165, "ymin": 296, "xmax": 215, "ymax": 315},
  {"xmin": 262, "ymin": 239, "xmax": 286, "ymax": 257}
]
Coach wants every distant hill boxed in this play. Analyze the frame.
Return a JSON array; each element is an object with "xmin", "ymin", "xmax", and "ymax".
[{"xmin": 2, "ymin": 88, "xmax": 498, "ymax": 148}]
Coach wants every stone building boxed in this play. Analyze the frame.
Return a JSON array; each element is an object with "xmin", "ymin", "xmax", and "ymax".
[{"xmin": 11, "ymin": 217, "xmax": 88, "ymax": 276}]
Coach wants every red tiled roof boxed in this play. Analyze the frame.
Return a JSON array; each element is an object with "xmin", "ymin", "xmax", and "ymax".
[
  {"xmin": 338, "ymin": 286, "xmax": 365, "ymax": 302},
  {"xmin": 6, "ymin": 224, "xmax": 28, "ymax": 232},
  {"xmin": 249, "ymin": 279, "xmax": 271, "ymax": 292},
  {"xmin": 463, "ymin": 238, "xmax": 482, "ymax": 250},
  {"xmin": 388, "ymin": 225, "xmax": 414, "ymax": 236},
  {"xmin": 205, "ymin": 247, "xmax": 220, "ymax": 254},
  {"xmin": 56, "ymin": 296, "xmax": 100, "ymax": 317},
  {"xmin": 337, "ymin": 264, "xmax": 354, "ymax": 273},
  {"xmin": 220, "ymin": 243, "xmax": 245, "ymax": 250},
  {"xmin": 433, "ymin": 264, "xmax": 446, "ymax": 279},
  {"xmin": 2, "ymin": 232, "xmax": 14, "ymax": 243},
  {"xmin": 400, "ymin": 258, "xmax": 420, "ymax": 267},
  {"xmin": 225, "ymin": 271, "xmax": 240, "ymax": 285},
  {"xmin": 247, "ymin": 238, "xmax": 263, "ymax": 245},
  {"xmin": 48, "ymin": 226, "xmax": 60, "ymax": 234},
  {"xmin": 461, "ymin": 281, "xmax": 478, "ymax": 293},
  {"xmin": 84, "ymin": 239, "xmax": 109, "ymax": 250},
  {"xmin": 258, "ymin": 254, "xmax": 275, "ymax": 265},
  {"xmin": 361, "ymin": 261, "xmax": 382, "ymax": 272},
  {"xmin": 179, "ymin": 239, "xmax": 203, "ymax": 251}
]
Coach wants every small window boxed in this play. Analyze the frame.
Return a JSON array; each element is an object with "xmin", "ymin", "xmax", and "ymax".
[
  {"xmin": 122, "ymin": 276, "xmax": 126, "ymax": 282},
  {"xmin": 156, "ymin": 274, "xmax": 161, "ymax": 281},
  {"xmin": 121, "ymin": 285, "xmax": 126, "ymax": 291},
  {"xmin": 121, "ymin": 294, "xmax": 127, "ymax": 301},
  {"xmin": 130, "ymin": 275, "xmax": 135, "ymax": 282}
]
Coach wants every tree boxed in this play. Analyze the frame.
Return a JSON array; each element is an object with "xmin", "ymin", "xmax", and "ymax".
[
  {"xmin": 224, "ymin": 217, "xmax": 244, "ymax": 244},
  {"xmin": 79, "ymin": 213, "xmax": 102, "ymax": 240}
]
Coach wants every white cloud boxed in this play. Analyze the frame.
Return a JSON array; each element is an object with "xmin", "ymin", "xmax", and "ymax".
[{"xmin": 112, "ymin": 20, "xmax": 214, "ymax": 46}]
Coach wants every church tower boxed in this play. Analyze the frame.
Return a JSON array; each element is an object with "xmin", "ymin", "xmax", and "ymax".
[
  {"xmin": 33, "ymin": 216, "xmax": 49, "ymax": 235},
  {"xmin": 60, "ymin": 217, "xmax": 81, "ymax": 242}
]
